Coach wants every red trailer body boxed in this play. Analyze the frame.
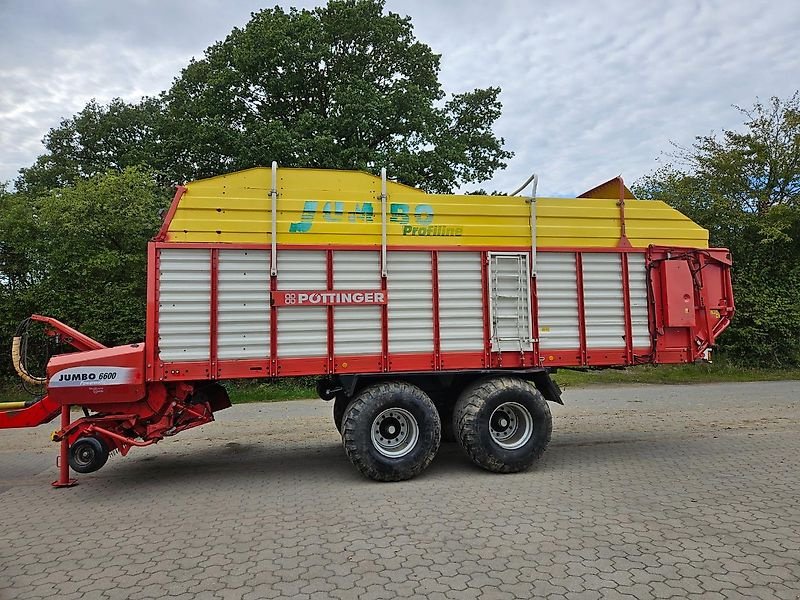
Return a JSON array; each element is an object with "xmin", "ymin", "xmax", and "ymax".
[{"xmin": 0, "ymin": 167, "xmax": 734, "ymax": 485}]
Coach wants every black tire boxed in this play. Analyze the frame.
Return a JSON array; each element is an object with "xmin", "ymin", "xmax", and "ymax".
[
  {"xmin": 453, "ymin": 377, "xmax": 552, "ymax": 473},
  {"xmin": 68, "ymin": 436, "xmax": 110, "ymax": 474},
  {"xmin": 317, "ymin": 378, "xmax": 338, "ymax": 402},
  {"xmin": 192, "ymin": 382, "xmax": 231, "ymax": 412},
  {"xmin": 342, "ymin": 382, "xmax": 441, "ymax": 482},
  {"xmin": 333, "ymin": 394, "xmax": 351, "ymax": 434}
]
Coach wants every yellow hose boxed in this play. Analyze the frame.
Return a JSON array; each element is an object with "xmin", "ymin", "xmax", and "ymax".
[
  {"xmin": 0, "ymin": 401, "xmax": 27, "ymax": 411},
  {"xmin": 11, "ymin": 336, "xmax": 46, "ymax": 386}
]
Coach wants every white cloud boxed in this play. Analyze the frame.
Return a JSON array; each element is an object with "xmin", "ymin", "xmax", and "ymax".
[{"xmin": 0, "ymin": 0, "xmax": 798, "ymax": 195}]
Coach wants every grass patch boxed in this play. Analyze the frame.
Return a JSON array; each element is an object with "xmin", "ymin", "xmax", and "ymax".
[
  {"xmin": 225, "ymin": 379, "xmax": 316, "ymax": 403},
  {"xmin": 553, "ymin": 360, "xmax": 800, "ymax": 389}
]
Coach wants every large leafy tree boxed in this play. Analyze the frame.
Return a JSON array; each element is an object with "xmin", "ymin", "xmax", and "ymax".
[
  {"xmin": 0, "ymin": 169, "xmax": 167, "ymax": 376},
  {"xmin": 634, "ymin": 93, "xmax": 800, "ymax": 365},
  {"xmin": 16, "ymin": 98, "xmax": 161, "ymax": 196},
  {"xmin": 160, "ymin": 0, "xmax": 511, "ymax": 191},
  {"xmin": 16, "ymin": 0, "xmax": 512, "ymax": 194}
]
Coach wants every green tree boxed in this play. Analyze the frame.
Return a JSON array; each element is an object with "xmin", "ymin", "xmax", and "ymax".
[
  {"xmin": 634, "ymin": 93, "xmax": 800, "ymax": 366},
  {"xmin": 16, "ymin": 98, "xmax": 161, "ymax": 196},
  {"xmin": 0, "ymin": 169, "xmax": 168, "ymax": 375},
  {"xmin": 16, "ymin": 0, "xmax": 512, "ymax": 194}
]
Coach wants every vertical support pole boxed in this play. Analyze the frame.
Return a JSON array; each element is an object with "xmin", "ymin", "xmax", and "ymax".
[
  {"xmin": 530, "ymin": 267, "xmax": 541, "ymax": 367},
  {"xmin": 52, "ymin": 405, "xmax": 77, "ymax": 488},
  {"xmin": 327, "ymin": 249, "xmax": 334, "ymax": 374},
  {"xmin": 529, "ymin": 174, "xmax": 538, "ymax": 277},
  {"xmin": 575, "ymin": 253, "xmax": 588, "ymax": 366},
  {"xmin": 380, "ymin": 167, "xmax": 387, "ymax": 278},
  {"xmin": 380, "ymin": 167, "xmax": 389, "ymax": 370},
  {"xmin": 480, "ymin": 251, "xmax": 491, "ymax": 368},
  {"xmin": 270, "ymin": 161, "xmax": 278, "ymax": 277},
  {"xmin": 617, "ymin": 176, "xmax": 632, "ymax": 248},
  {"xmin": 270, "ymin": 265, "xmax": 278, "ymax": 377},
  {"xmin": 210, "ymin": 248, "xmax": 219, "ymax": 379},
  {"xmin": 621, "ymin": 252, "xmax": 634, "ymax": 364},
  {"xmin": 269, "ymin": 161, "xmax": 278, "ymax": 376},
  {"xmin": 381, "ymin": 262, "xmax": 389, "ymax": 372},
  {"xmin": 528, "ymin": 175, "xmax": 539, "ymax": 367},
  {"xmin": 145, "ymin": 242, "xmax": 158, "ymax": 382},
  {"xmin": 431, "ymin": 251, "xmax": 440, "ymax": 370}
]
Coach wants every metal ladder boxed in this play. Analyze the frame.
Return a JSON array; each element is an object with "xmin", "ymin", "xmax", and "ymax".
[{"xmin": 490, "ymin": 254, "xmax": 531, "ymax": 360}]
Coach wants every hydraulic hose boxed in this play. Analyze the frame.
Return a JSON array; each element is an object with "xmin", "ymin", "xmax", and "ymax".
[{"xmin": 11, "ymin": 319, "xmax": 47, "ymax": 386}]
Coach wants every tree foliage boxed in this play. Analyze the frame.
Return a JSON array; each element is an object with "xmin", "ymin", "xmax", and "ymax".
[
  {"xmin": 1, "ymin": 0, "xmax": 513, "ymax": 377},
  {"xmin": 634, "ymin": 93, "xmax": 800, "ymax": 365},
  {"xmin": 16, "ymin": 98, "xmax": 161, "ymax": 196},
  {"xmin": 0, "ymin": 169, "xmax": 168, "ymax": 376},
  {"xmin": 15, "ymin": 0, "xmax": 511, "ymax": 194}
]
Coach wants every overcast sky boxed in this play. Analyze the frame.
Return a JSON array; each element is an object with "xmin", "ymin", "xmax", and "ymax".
[{"xmin": 0, "ymin": 0, "xmax": 798, "ymax": 196}]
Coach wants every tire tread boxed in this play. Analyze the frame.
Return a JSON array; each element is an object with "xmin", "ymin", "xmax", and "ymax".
[{"xmin": 453, "ymin": 376, "xmax": 551, "ymax": 473}]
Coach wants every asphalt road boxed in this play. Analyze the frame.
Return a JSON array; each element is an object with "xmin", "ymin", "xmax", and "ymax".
[{"xmin": 1, "ymin": 381, "xmax": 799, "ymax": 599}]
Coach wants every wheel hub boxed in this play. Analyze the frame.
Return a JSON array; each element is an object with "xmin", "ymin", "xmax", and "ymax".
[
  {"xmin": 489, "ymin": 402, "xmax": 533, "ymax": 450},
  {"xmin": 75, "ymin": 446, "xmax": 95, "ymax": 466},
  {"xmin": 371, "ymin": 408, "xmax": 419, "ymax": 458}
]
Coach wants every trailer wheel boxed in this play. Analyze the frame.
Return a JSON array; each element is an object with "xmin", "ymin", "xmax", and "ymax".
[
  {"xmin": 454, "ymin": 377, "xmax": 551, "ymax": 473},
  {"xmin": 316, "ymin": 378, "xmax": 339, "ymax": 402},
  {"xmin": 333, "ymin": 394, "xmax": 351, "ymax": 434},
  {"xmin": 342, "ymin": 382, "xmax": 441, "ymax": 482},
  {"xmin": 68, "ymin": 436, "xmax": 110, "ymax": 474}
]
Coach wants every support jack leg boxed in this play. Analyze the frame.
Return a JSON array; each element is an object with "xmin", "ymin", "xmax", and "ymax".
[{"xmin": 52, "ymin": 404, "xmax": 77, "ymax": 488}]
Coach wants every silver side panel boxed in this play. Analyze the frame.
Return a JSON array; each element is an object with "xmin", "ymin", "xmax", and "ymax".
[
  {"xmin": 217, "ymin": 249, "xmax": 270, "ymax": 359},
  {"xmin": 582, "ymin": 253, "xmax": 626, "ymax": 349},
  {"xmin": 387, "ymin": 251, "xmax": 433, "ymax": 353},
  {"xmin": 334, "ymin": 251, "xmax": 381, "ymax": 356},
  {"xmin": 627, "ymin": 253, "xmax": 651, "ymax": 349},
  {"xmin": 536, "ymin": 252, "xmax": 580, "ymax": 350},
  {"xmin": 438, "ymin": 252, "xmax": 484, "ymax": 351},
  {"xmin": 158, "ymin": 248, "xmax": 211, "ymax": 362},
  {"xmin": 277, "ymin": 250, "xmax": 326, "ymax": 357}
]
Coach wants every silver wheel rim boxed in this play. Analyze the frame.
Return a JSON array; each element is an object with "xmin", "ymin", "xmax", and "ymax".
[
  {"xmin": 371, "ymin": 408, "xmax": 419, "ymax": 458},
  {"xmin": 489, "ymin": 402, "xmax": 533, "ymax": 450}
]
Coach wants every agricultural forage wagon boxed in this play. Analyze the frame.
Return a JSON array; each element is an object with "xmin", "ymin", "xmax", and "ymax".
[{"xmin": 0, "ymin": 165, "xmax": 734, "ymax": 485}]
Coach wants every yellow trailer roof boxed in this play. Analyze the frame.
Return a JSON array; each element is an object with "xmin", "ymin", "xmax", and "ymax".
[{"xmin": 163, "ymin": 167, "xmax": 708, "ymax": 249}]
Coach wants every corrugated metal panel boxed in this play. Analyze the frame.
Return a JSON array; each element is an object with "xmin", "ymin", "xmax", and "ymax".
[
  {"xmin": 536, "ymin": 252, "xmax": 580, "ymax": 350},
  {"xmin": 627, "ymin": 253, "xmax": 651, "ymax": 349},
  {"xmin": 387, "ymin": 252, "xmax": 433, "ymax": 353},
  {"xmin": 489, "ymin": 253, "xmax": 533, "ymax": 352},
  {"xmin": 333, "ymin": 251, "xmax": 381, "ymax": 355},
  {"xmin": 158, "ymin": 249, "xmax": 211, "ymax": 362},
  {"xmin": 582, "ymin": 253, "xmax": 625, "ymax": 349},
  {"xmin": 277, "ymin": 250, "xmax": 327, "ymax": 357},
  {"xmin": 217, "ymin": 250, "xmax": 270, "ymax": 359},
  {"xmin": 438, "ymin": 252, "xmax": 483, "ymax": 351}
]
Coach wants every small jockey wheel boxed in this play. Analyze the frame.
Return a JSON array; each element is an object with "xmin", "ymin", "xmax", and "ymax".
[{"xmin": 68, "ymin": 436, "xmax": 109, "ymax": 474}]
